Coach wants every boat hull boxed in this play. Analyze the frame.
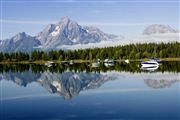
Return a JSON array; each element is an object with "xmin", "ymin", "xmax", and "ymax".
[{"xmin": 141, "ymin": 64, "xmax": 159, "ymax": 68}]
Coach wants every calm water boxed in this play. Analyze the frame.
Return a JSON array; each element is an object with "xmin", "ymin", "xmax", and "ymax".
[{"xmin": 0, "ymin": 61, "xmax": 180, "ymax": 120}]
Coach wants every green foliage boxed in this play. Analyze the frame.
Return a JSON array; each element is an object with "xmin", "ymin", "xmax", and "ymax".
[{"xmin": 0, "ymin": 42, "xmax": 179, "ymax": 62}]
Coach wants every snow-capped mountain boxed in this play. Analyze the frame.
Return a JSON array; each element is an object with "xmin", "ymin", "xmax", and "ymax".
[
  {"xmin": 143, "ymin": 24, "xmax": 178, "ymax": 35},
  {"xmin": 0, "ymin": 16, "xmax": 121, "ymax": 52},
  {"xmin": 37, "ymin": 16, "xmax": 119, "ymax": 49},
  {"xmin": 0, "ymin": 32, "xmax": 41, "ymax": 53},
  {"xmin": 0, "ymin": 17, "xmax": 179, "ymax": 53}
]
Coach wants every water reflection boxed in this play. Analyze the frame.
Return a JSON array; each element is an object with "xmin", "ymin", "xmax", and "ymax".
[
  {"xmin": 141, "ymin": 65, "xmax": 159, "ymax": 72},
  {"xmin": 0, "ymin": 61, "xmax": 180, "ymax": 100},
  {"xmin": 1, "ymin": 71, "xmax": 116, "ymax": 100},
  {"xmin": 144, "ymin": 79, "xmax": 179, "ymax": 89},
  {"xmin": 38, "ymin": 72, "xmax": 114, "ymax": 100},
  {"xmin": 0, "ymin": 61, "xmax": 180, "ymax": 73}
]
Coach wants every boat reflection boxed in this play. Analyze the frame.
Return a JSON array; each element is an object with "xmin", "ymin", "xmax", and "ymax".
[
  {"xmin": 141, "ymin": 65, "xmax": 159, "ymax": 72},
  {"xmin": 0, "ymin": 61, "xmax": 180, "ymax": 100}
]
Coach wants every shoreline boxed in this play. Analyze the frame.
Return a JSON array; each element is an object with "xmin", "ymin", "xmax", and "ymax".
[{"xmin": 0, "ymin": 58, "xmax": 180, "ymax": 64}]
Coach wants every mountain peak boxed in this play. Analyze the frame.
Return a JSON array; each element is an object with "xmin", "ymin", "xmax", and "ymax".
[
  {"xmin": 58, "ymin": 16, "xmax": 71, "ymax": 25},
  {"xmin": 143, "ymin": 24, "xmax": 177, "ymax": 35},
  {"xmin": 36, "ymin": 16, "xmax": 120, "ymax": 48},
  {"xmin": 61, "ymin": 16, "xmax": 71, "ymax": 21},
  {"xmin": 12, "ymin": 32, "xmax": 27, "ymax": 40},
  {"xmin": 17, "ymin": 32, "xmax": 26, "ymax": 36},
  {"xmin": 1, "ymin": 16, "xmax": 122, "ymax": 52}
]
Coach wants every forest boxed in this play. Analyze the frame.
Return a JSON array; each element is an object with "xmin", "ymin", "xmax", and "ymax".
[{"xmin": 0, "ymin": 42, "xmax": 179, "ymax": 62}]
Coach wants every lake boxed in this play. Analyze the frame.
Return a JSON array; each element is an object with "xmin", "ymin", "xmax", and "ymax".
[{"xmin": 0, "ymin": 61, "xmax": 180, "ymax": 120}]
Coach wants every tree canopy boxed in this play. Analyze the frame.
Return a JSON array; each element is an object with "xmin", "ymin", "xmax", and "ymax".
[{"xmin": 0, "ymin": 42, "xmax": 179, "ymax": 62}]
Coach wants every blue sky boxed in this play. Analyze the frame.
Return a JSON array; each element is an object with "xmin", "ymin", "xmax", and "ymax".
[{"xmin": 0, "ymin": 0, "xmax": 179, "ymax": 39}]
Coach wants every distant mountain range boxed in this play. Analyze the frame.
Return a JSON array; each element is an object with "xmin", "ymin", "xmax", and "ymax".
[
  {"xmin": 0, "ymin": 32, "xmax": 41, "ymax": 53},
  {"xmin": 0, "ymin": 16, "xmax": 179, "ymax": 53},
  {"xmin": 143, "ymin": 24, "xmax": 178, "ymax": 35}
]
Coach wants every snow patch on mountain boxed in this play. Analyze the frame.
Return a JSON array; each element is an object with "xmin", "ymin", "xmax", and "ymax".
[{"xmin": 51, "ymin": 26, "xmax": 61, "ymax": 36}]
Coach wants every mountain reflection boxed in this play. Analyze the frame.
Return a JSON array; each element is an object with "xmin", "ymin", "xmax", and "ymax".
[
  {"xmin": 37, "ymin": 71, "xmax": 113, "ymax": 100},
  {"xmin": 144, "ymin": 79, "xmax": 179, "ymax": 89},
  {"xmin": 0, "ymin": 61, "xmax": 180, "ymax": 100},
  {"xmin": 1, "ymin": 71, "xmax": 115, "ymax": 100}
]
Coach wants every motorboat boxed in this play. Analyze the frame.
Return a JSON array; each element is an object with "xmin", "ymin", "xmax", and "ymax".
[
  {"xmin": 92, "ymin": 62, "xmax": 100, "ymax": 68},
  {"xmin": 69, "ymin": 60, "xmax": 74, "ymax": 65},
  {"xmin": 108, "ymin": 59, "xmax": 114, "ymax": 63},
  {"xmin": 104, "ymin": 62, "xmax": 114, "ymax": 67},
  {"xmin": 104, "ymin": 59, "xmax": 114, "ymax": 63},
  {"xmin": 104, "ymin": 59, "xmax": 109, "ymax": 63},
  {"xmin": 150, "ymin": 58, "xmax": 162, "ymax": 63},
  {"xmin": 141, "ymin": 60, "xmax": 159, "ymax": 68},
  {"xmin": 45, "ymin": 61, "xmax": 53, "ymax": 67}
]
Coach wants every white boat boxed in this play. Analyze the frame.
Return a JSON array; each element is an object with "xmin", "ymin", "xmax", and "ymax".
[
  {"xmin": 92, "ymin": 62, "xmax": 100, "ymax": 68},
  {"xmin": 104, "ymin": 59, "xmax": 114, "ymax": 63},
  {"xmin": 47, "ymin": 61, "xmax": 54, "ymax": 64},
  {"xmin": 150, "ymin": 58, "xmax": 162, "ymax": 63},
  {"xmin": 45, "ymin": 61, "xmax": 54, "ymax": 67},
  {"xmin": 141, "ymin": 60, "xmax": 159, "ymax": 68},
  {"xmin": 125, "ymin": 59, "xmax": 129, "ymax": 63},
  {"xmin": 69, "ymin": 60, "xmax": 74, "ymax": 65},
  {"xmin": 104, "ymin": 62, "xmax": 114, "ymax": 67},
  {"xmin": 108, "ymin": 59, "xmax": 114, "ymax": 63},
  {"xmin": 104, "ymin": 59, "xmax": 109, "ymax": 63}
]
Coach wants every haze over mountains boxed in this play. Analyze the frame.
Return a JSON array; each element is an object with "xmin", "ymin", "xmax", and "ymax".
[{"xmin": 0, "ymin": 16, "xmax": 179, "ymax": 53}]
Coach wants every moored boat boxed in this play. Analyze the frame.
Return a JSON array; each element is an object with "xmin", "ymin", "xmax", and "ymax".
[
  {"xmin": 92, "ymin": 62, "xmax": 100, "ymax": 68},
  {"xmin": 150, "ymin": 58, "xmax": 162, "ymax": 63},
  {"xmin": 69, "ymin": 60, "xmax": 74, "ymax": 65},
  {"xmin": 125, "ymin": 59, "xmax": 129, "ymax": 63},
  {"xmin": 104, "ymin": 59, "xmax": 114, "ymax": 63},
  {"xmin": 45, "ymin": 61, "xmax": 54, "ymax": 67}
]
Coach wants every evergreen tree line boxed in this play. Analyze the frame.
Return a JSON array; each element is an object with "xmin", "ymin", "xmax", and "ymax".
[{"xmin": 0, "ymin": 42, "xmax": 179, "ymax": 62}]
